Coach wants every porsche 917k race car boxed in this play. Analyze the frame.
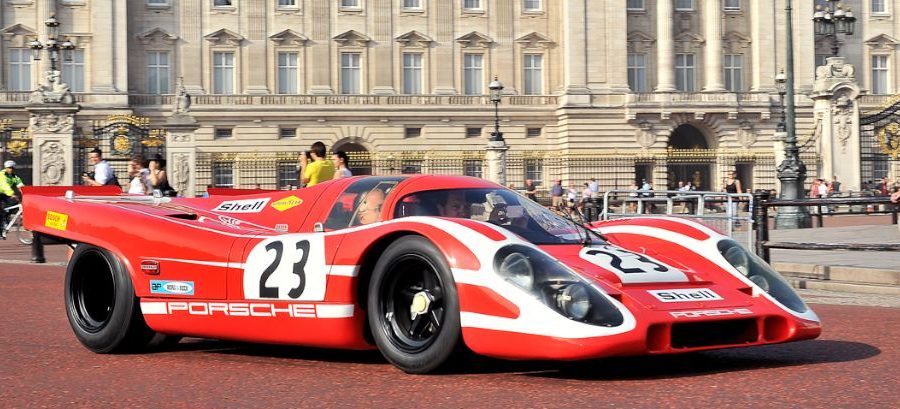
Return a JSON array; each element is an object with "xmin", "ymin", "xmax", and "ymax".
[{"xmin": 23, "ymin": 175, "xmax": 821, "ymax": 373}]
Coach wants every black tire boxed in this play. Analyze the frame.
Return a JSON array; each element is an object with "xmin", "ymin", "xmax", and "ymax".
[
  {"xmin": 65, "ymin": 244, "xmax": 155, "ymax": 353},
  {"xmin": 367, "ymin": 236, "xmax": 461, "ymax": 374}
]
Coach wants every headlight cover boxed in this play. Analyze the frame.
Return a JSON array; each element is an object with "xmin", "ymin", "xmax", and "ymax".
[
  {"xmin": 494, "ymin": 245, "xmax": 624, "ymax": 327},
  {"xmin": 717, "ymin": 239, "xmax": 808, "ymax": 314}
]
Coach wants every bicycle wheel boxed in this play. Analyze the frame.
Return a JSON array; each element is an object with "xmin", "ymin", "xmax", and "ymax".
[{"xmin": 11, "ymin": 216, "xmax": 32, "ymax": 245}]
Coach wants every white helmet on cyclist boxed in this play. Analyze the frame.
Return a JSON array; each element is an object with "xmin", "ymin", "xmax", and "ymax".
[{"xmin": 3, "ymin": 160, "xmax": 14, "ymax": 169}]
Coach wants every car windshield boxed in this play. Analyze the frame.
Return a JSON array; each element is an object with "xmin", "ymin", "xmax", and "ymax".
[{"xmin": 394, "ymin": 188, "xmax": 602, "ymax": 245}]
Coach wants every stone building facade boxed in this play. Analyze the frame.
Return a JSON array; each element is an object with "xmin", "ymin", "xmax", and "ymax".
[{"xmin": 0, "ymin": 0, "xmax": 898, "ymax": 196}]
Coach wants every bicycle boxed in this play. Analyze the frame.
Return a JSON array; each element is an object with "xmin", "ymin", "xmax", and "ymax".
[{"xmin": 3, "ymin": 203, "xmax": 33, "ymax": 245}]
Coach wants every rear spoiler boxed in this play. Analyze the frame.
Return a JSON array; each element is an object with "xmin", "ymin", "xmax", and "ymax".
[{"xmin": 22, "ymin": 185, "xmax": 123, "ymax": 197}]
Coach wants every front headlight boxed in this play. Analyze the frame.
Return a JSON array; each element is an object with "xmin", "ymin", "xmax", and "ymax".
[
  {"xmin": 717, "ymin": 239, "xmax": 807, "ymax": 313},
  {"xmin": 494, "ymin": 245, "xmax": 624, "ymax": 327}
]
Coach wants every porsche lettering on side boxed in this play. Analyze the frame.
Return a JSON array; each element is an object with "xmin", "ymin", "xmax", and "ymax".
[{"xmin": 22, "ymin": 175, "xmax": 821, "ymax": 374}]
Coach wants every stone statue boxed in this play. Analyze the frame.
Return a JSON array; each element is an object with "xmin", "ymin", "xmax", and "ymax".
[
  {"xmin": 29, "ymin": 70, "xmax": 75, "ymax": 104},
  {"xmin": 173, "ymin": 77, "xmax": 191, "ymax": 115}
]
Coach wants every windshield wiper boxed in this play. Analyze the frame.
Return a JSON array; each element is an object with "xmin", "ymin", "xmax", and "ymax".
[{"xmin": 555, "ymin": 207, "xmax": 592, "ymax": 246}]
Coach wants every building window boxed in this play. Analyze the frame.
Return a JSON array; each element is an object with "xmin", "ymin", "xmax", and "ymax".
[
  {"xmin": 7, "ymin": 49, "xmax": 31, "ymax": 91},
  {"xmin": 279, "ymin": 128, "xmax": 297, "ymax": 138},
  {"xmin": 402, "ymin": 53, "xmax": 422, "ymax": 95},
  {"xmin": 872, "ymin": 0, "xmax": 887, "ymax": 14},
  {"xmin": 404, "ymin": 127, "xmax": 422, "ymax": 138},
  {"xmin": 340, "ymin": 0, "xmax": 359, "ymax": 8},
  {"xmin": 212, "ymin": 51, "xmax": 235, "ymax": 94},
  {"xmin": 61, "ymin": 49, "xmax": 85, "ymax": 92},
  {"xmin": 872, "ymin": 55, "xmax": 889, "ymax": 94},
  {"xmin": 675, "ymin": 0, "xmax": 693, "ymax": 11},
  {"xmin": 213, "ymin": 0, "xmax": 233, "ymax": 7},
  {"xmin": 277, "ymin": 162, "xmax": 299, "ymax": 189},
  {"xmin": 462, "ymin": 0, "xmax": 481, "ymax": 10},
  {"xmin": 463, "ymin": 54, "xmax": 483, "ymax": 95},
  {"xmin": 523, "ymin": 0, "xmax": 540, "ymax": 11},
  {"xmin": 723, "ymin": 54, "xmax": 743, "ymax": 92},
  {"xmin": 277, "ymin": 52, "xmax": 298, "ymax": 94},
  {"xmin": 340, "ymin": 52, "xmax": 361, "ymax": 94},
  {"xmin": 466, "ymin": 127, "xmax": 482, "ymax": 138},
  {"xmin": 675, "ymin": 53, "xmax": 695, "ymax": 92},
  {"xmin": 146, "ymin": 51, "xmax": 170, "ymax": 94},
  {"xmin": 212, "ymin": 163, "xmax": 234, "ymax": 188},
  {"xmin": 523, "ymin": 54, "xmax": 543, "ymax": 95},
  {"xmin": 626, "ymin": 0, "xmax": 644, "ymax": 11},
  {"xmin": 277, "ymin": 0, "xmax": 297, "ymax": 7},
  {"xmin": 627, "ymin": 53, "xmax": 646, "ymax": 92},
  {"xmin": 402, "ymin": 0, "xmax": 421, "ymax": 9},
  {"xmin": 214, "ymin": 128, "xmax": 233, "ymax": 138},
  {"xmin": 723, "ymin": 0, "xmax": 740, "ymax": 11},
  {"xmin": 463, "ymin": 159, "xmax": 483, "ymax": 178},
  {"xmin": 524, "ymin": 159, "xmax": 543, "ymax": 186},
  {"xmin": 526, "ymin": 127, "xmax": 542, "ymax": 138}
]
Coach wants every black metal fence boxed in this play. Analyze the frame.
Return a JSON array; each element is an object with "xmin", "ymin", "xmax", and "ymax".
[{"xmin": 752, "ymin": 190, "xmax": 900, "ymax": 263}]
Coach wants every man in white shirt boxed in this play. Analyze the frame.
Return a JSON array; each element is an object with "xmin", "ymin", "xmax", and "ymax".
[{"xmin": 81, "ymin": 148, "xmax": 114, "ymax": 186}]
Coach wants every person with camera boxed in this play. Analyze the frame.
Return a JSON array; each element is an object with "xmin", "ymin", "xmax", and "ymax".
[
  {"xmin": 299, "ymin": 141, "xmax": 334, "ymax": 187},
  {"xmin": 81, "ymin": 148, "xmax": 117, "ymax": 187},
  {"xmin": 0, "ymin": 160, "xmax": 24, "ymax": 239}
]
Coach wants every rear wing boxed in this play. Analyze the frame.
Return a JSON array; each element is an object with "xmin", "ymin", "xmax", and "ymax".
[{"xmin": 22, "ymin": 185, "xmax": 123, "ymax": 197}]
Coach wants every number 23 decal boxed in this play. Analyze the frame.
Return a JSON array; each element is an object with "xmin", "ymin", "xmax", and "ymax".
[
  {"xmin": 579, "ymin": 245, "xmax": 688, "ymax": 284},
  {"xmin": 243, "ymin": 235, "xmax": 327, "ymax": 300}
]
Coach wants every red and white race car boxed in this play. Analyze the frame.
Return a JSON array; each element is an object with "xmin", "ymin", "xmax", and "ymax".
[{"xmin": 23, "ymin": 175, "xmax": 820, "ymax": 373}]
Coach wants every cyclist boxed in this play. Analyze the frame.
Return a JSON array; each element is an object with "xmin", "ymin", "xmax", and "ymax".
[{"xmin": 0, "ymin": 160, "xmax": 24, "ymax": 239}]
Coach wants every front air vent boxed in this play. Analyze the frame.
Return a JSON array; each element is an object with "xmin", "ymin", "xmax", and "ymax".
[{"xmin": 670, "ymin": 319, "xmax": 758, "ymax": 349}]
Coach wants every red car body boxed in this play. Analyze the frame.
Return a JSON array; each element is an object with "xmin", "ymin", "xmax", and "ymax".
[{"xmin": 23, "ymin": 175, "xmax": 821, "ymax": 373}]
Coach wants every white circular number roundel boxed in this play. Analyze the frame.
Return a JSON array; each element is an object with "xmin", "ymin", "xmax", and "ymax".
[{"xmin": 243, "ymin": 234, "xmax": 327, "ymax": 301}]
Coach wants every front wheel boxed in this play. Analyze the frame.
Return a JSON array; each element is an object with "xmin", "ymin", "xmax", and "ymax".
[
  {"xmin": 65, "ymin": 244, "xmax": 155, "ymax": 353},
  {"xmin": 367, "ymin": 236, "xmax": 461, "ymax": 374},
  {"xmin": 10, "ymin": 216, "xmax": 32, "ymax": 245}
]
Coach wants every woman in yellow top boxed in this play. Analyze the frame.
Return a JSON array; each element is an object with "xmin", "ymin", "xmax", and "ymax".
[{"xmin": 299, "ymin": 141, "xmax": 335, "ymax": 187}]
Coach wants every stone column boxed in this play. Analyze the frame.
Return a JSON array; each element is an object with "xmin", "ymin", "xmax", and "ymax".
[
  {"xmin": 27, "ymin": 104, "xmax": 80, "ymax": 186},
  {"xmin": 655, "ymin": 0, "xmax": 676, "ymax": 92},
  {"xmin": 812, "ymin": 57, "xmax": 861, "ymax": 191},
  {"xmin": 370, "ymin": 0, "xmax": 394, "ymax": 94},
  {"xmin": 165, "ymin": 116, "xmax": 200, "ymax": 197},
  {"xmin": 485, "ymin": 140, "xmax": 508, "ymax": 187},
  {"xmin": 561, "ymin": 0, "xmax": 589, "ymax": 105},
  {"xmin": 244, "ymin": 0, "xmax": 269, "ymax": 94},
  {"xmin": 180, "ymin": 0, "xmax": 204, "ymax": 93},
  {"xmin": 431, "ymin": 0, "xmax": 454, "ymax": 94},
  {"xmin": 750, "ymin": 0, "xmax": 776, "ymax": 91},
  {"xmin": 307, "ymin": 0, "xmax": 333, "ymax": 94},
  {"xmin": 703, "ymin": 0, "xmax": 725, "ymax": 91}
]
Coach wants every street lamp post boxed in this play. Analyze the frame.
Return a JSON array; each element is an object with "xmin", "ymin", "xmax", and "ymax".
[
  {"xmin": 485, "ymin": 76, "xmax": 508, "ymax": 186},
  {"xmin": 812, "ymin": 0, "xmax": 856, "ymax": 56},
  {"xmin": 774, "ymin": 0, "xmax": 811, "ymax": 229},
  {"xmin": 488, "ymin": 77, "xmax": 505, "ymax": 142},
  {"xmin": 28, "ymin": 14, "xmax": 76, "ymax": 104}
]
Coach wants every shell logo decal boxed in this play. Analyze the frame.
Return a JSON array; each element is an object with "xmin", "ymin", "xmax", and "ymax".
[{"xmin": 271, "ymin": 195, "xmax": 303, "ymax": 212}]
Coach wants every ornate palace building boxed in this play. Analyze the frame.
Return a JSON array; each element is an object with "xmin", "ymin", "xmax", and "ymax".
[{"xmin": 0, "ymin": 0, "xmax": 898, "ymax": 196}]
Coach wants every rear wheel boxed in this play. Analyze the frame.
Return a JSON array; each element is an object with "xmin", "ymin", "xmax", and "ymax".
[
  {"xmin": 65, "ymin": 244, "xmax": 156, "ymax": 353},
  {"xmin": 367, "ymin": 236, "xmax": 461, "ymax": 374}
]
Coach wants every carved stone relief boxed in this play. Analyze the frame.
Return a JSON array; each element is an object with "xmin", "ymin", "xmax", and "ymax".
[
  {"xmin": 40, "ymin": 141, "xmax": 66, "ymax": 185},
  {"xmin": 832, "ymin": 91, "xmax": 854, "ymax": 151},
  {"xmin": 635, "ymin": 121, "xmax": 656, "ymax": 148},
  {"xmin": 736, "ymin": 121, "xmax": 757, "ymax": 149},
  {"xmin": 30, "ymin": 112, "xmax": 75, "ymax": 133},
  {"xmin": 172, "ymin": 153, "xmax": 191, "ymax": 195}
]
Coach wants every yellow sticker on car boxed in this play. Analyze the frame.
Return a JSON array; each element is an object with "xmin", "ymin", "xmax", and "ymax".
[
  {"xmin": 45, "ymin": 211, "xmax": 69, "ymax": 231},
  {"xmin": 271, "ymin": 195, "xmax": 303, "ymax": 212}
]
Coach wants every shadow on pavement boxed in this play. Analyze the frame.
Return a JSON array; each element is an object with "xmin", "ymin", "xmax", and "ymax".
[{"xmin": 144, "ymin": 338, "xmax": 879, "ymax": 378}]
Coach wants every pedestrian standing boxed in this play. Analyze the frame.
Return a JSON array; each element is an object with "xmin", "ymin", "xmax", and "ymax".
[
  {"xmin": 332, "ymin": 150, "xmax": 353, "ymax": 179},
  {"xmin": 300, "ymin": 141, "xmax": 335, "ymax": 187},
  {"xmin": 550, "ymin": 180, "xmax": 564, "ymax": 209}
]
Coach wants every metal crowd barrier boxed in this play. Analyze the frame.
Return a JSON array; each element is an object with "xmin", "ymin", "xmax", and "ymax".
[{"xmin": 600, "ymin": 190, "xmax": 754, "ymax": 248}]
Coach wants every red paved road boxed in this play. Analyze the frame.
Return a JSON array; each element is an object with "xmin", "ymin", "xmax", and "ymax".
[{"xmin": 1, "ymin": 262, "xmax": 898, "ymax": 408}]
